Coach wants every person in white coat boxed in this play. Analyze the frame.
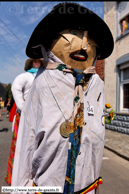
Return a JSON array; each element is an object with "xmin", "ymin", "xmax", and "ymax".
[
  {"xmin": 11, "ymin": 2, "xmax": 114, "ymax": 194},
  {"xmin": 5, "ymin": 58, "xmax": 44, "ymax": 185},
  {"xmin": 11, "ymin": 58, "xmax": 44, "ymax": 112}
]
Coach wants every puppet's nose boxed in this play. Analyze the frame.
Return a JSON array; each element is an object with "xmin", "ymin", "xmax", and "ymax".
[{"xmin": 81, "ymin": 31, "xmax": 89, "ymax": 50}]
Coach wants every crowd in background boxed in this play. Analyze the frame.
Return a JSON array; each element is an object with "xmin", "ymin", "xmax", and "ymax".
[{"xmin": 0, "ymin": 97, "xmax": 11, "ymax": 118}]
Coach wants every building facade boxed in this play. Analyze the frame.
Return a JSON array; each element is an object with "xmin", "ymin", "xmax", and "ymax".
[
  {"xmin": 96, "ymin": 60, "xmax": 104, "ymax": 81},
  {"xmin": 104, "ymin": 2, "xmax": 129, "ymax": 134}
]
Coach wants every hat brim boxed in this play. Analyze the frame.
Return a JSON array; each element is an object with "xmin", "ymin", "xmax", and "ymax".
[
  {"xmin": 24, "ymin": 58, "xmax": 44, "ymax": 71},
  {"xmin": 26, "ymin": 2, "xmax": 114, "ymax": 60}
]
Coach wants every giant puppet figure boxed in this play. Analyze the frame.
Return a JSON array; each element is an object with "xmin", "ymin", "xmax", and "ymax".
[{"xmin": 12, "ymin": 3, "xmax": 114, "ymax": 194}]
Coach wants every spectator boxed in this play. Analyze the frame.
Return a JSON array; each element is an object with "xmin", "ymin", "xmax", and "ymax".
[
  {"xmin": 0, "ymin": 97, "xmax": 2, "ymax": 117},
  {"xmin": 5, "ymin": 58, "xmax": 44, "ymax": 185},
  {"xmin": 121, "ymin": 15, "xmax": 129, "ymax": 35},
  {"xmin": 6, "ymin": 98, "xmax": 11, "ymax": 117}
]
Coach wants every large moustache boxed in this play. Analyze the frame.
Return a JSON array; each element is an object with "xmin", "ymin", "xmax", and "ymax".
[{"xmin": 70, "ymin": 50, "xmax": 88, "ymax": 61}]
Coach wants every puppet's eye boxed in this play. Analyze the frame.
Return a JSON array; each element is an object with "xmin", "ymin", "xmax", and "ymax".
[
  {"xmin": 73, "ymin": 31, "xmax": 77, "ymax": 35},
  {"xmin": 71, "ymin": 30, "xmax": 78, "ymax": 35},
  {"xmin": 69, "ymin": 30, "xmax": 82, "ymax": 36}
]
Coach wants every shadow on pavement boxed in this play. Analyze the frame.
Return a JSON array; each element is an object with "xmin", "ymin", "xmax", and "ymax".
[
  {"xmin": 0, "ymin": 119, "xmax": 3, "ymax": 122},
  {"xmin": 0, "ymin": 128, "xmax": 9, "ymax": 132}
]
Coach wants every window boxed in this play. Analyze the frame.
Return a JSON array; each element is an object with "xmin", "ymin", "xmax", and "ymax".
[
  {"xmin": 117, "ymin": 2, "xmax": 129, "ymax": 36},
  {"xmin": 120, "ymin": 65, "xmax": 129, "ymax": 112},
  {"xmin": 120, "ymin": 15, "xmax": 129, "ymax": 36},
  {"xmin": 123, "ymin": 83, "xmax": 129, "ymax": 108}
]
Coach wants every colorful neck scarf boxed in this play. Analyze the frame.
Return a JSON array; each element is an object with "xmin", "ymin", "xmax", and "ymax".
[
  {"xmin": 45, "ymin": 62, "xmax": 93, "ymax": 194},
  {"xmin": 27, "ymin": 68, "xmax": 39, "ymax": 74}
]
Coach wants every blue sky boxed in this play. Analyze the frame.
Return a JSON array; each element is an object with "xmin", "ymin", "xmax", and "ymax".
[{"xmin": 0, "ymin": 1, "xmax": 103, "ymax": 84}]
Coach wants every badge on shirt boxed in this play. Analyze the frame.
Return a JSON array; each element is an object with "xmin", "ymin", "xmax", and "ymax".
[
  {"xmin": 68, "ymin": 142, "xmax": 71, "ymax": 150},
  {"xmin": 101, "ymin": 115, "xmax": 105, "ymax": 126},
  {"xmin": 87, "ymin": 105, "xmax": 94, "ymax": 115}
]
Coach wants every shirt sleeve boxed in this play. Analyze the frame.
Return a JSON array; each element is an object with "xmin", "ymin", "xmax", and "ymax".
[
  {"xmin": 11, "ymin": 79, "xmax": 40, "ymax": 188},
  {"xmin": 11, "ymin": 73, "xmax": 27, "ymax": 111}
]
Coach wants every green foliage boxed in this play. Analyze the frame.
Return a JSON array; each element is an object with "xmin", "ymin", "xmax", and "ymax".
[
  {"xmin": 56, "ymin": 64, "xmax": 68, "ymax": 70},
  {"xmin": 106, "ymin": 109, "xmax": 116, "ymax": 124},
  {"xmin": 6, "ymin": 83, "xmax": 12, "ymax": 100},
  {"xmin": 74, "ymin": 96, "xmax": 80, "ymax": 103},
  {"xmin": 107, "ymin": 117, "xmax": 111, "ymax": 124},
  {"xmin": 104, "ymin": 105, "xmax": 116, "ymax": 125}
]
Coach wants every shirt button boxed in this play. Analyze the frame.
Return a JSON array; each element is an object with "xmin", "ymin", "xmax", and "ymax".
[
  {"xmin": 63, "ymin": 71, "xmax": 67, "ymax": 75},
  {"xmin": 83, "ymin": 121, "xmax": 87, "ymax": 125}
]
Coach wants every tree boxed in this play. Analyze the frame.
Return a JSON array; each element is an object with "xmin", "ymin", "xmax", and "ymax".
[{"xmin": 6, "ymin": 83, "xmax": 12, "ymax": 103}]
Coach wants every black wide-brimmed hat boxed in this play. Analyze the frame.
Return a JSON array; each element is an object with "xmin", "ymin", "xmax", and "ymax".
[{"xmin": 26, "ymin": 2, "xmax": 114, "ymax": 60}]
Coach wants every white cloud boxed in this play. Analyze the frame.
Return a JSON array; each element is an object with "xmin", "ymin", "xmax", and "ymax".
[
  {"xmin": 17, "ymin": 3, "xmax": 53, "ymax": 25},
  {"xmin": 0, "ymin": 17, "xmax": 11, "ymax": 25},
  {"xmin": 0, "ymin": 55, "xmax": 27, "ymax": 84},
  {"xmin": 75, "ymin": 2, "xmax": 86, "ymax": 6},
  {"xmin": 0, "ymin": 23, "xmax": 28, "ymax": 54},
  {"xmin": 32, "ymin": 2, "xmax": 46, "ymax": 7},
  {"xmin": 0, "ymin": 23, "xmax": 27, "ymax": 44}
]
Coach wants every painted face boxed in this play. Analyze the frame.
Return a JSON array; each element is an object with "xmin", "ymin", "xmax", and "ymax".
[
  {"xmin": 32, "ymin": 59, "xmax": 41, "ymax": 69},
  {"xmin": 50, "ymin": 29, "xmax": 98, "ymax": 70}
]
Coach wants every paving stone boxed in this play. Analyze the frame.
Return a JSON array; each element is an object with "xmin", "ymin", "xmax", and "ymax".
[{"xmin": 105, "ymin": 129, "xmax": 129, "ymax": 160}]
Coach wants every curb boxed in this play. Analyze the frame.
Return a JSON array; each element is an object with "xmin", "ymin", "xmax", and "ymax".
[{"xmin": 104, "ymin": 145, "xmax": 129, "ymax": 161}]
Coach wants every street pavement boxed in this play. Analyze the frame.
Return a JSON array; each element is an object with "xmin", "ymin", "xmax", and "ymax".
[
  {"xmin": 0, "ymin": 112, "xmax": 129, "ymax": 194},
  {"xmin": 0, "ymin": 112, "xmax": 13, "ymax": 194},
  {"xmin": 100, "ymin": 148, "xmax": 129, "ymax": 194},
  {"xmin": 105, "ymin": 129, "xmax": 129, "ymax": 161}
]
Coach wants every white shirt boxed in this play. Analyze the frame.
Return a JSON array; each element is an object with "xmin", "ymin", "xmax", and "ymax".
[{"xmin": 12, "ymin": 67, "xmax": 105, "ymax": 194}]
